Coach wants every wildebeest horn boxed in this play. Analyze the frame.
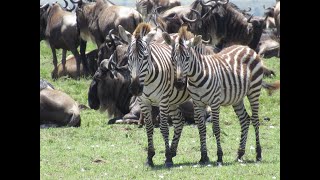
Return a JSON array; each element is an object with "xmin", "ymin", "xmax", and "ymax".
[
  {"xmin": 108, "ymin": 29, "xmax": 117, "ymax": 48},
  {"xmin": 199, "ymin": 0, "xmax": 219, "ymax": 19},
  {"xmin": 217, "ymin": 0, "xmax": 229, "ymax": 5},
  {"xmin": 67, "ymin": 2, "xmax": 76, "ymax": 11},
  {"xmin": 182, "ymin": 9, "xmax": 201, "ymax": 23},
  {"xmin": 263, "ymin": 5, "xmax": 273, "ymax": 11},
  {"xmin": 202, "ymin": 34, "xmax": 212, "ymax": 44},
  {"xmin": 247, "ymin": 14, "xmax": 253, "ymax": 22},
  {"xmin": 243, "ymin": 7, "xmax": 251, "ymax": 13},
  {"xmin": 40, "ymin": 3, "xmax": 49, "ymax": 9},
  {"xmin": 63, "ymin": 0, "xmax": 68, "ymax": 8},
  {"xmin": 199, "ymin": 0, "xmax": 217, "ymax": 7},
  {"xmin": 70, "ymin": 0, "xmax": 81, "ymax": 3},
  {"xmin": 166, "ymin": 13, "xmax": 178, "ymax": 20},
  {"xmin": 152, "ymin": 6, "xmax": 162, "ymax": 16}
]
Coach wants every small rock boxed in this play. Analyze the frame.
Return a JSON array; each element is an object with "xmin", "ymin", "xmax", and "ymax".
[{"xmin": 264, "ymin": 117, "xmax": 270, "ymax": 121}]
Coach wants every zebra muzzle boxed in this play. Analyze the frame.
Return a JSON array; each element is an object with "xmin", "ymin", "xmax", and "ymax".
[{"xmin": 174, "ymin": 77, "xmax": 186, "ymax": 91}]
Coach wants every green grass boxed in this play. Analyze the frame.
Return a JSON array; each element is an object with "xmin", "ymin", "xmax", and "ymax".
[{"xmin": 40, "ymin": 41, "xmax": 280, "ymax": 179}]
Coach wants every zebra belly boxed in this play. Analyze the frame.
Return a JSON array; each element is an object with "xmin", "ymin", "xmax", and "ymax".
[{"xmin": 219, "ymin": 84, "xmax": 250, "ymax": 106}]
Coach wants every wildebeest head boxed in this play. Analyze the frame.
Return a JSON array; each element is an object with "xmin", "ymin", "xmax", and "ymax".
[
  {"xmin": 181, "ymin": 0, "xmax": 257, "ymax": 49},
  {"xmin": 70, "ymin": 0, "xmax": 96, "ymax": 41},
  {"xmin": 118, "ymin": 23, "xmax": 157, "ymax": 96},
  {"xmin": 97, "ymin": 29, "xmax": 127, "ymax": 65},
  {"xmin": 162, "ymin": 25, "xmax": 202, "ymax": 90},
  {"xmin": 88, "ymin": 50, "xmax": 132, "ymax": 117},
  {"xmin": 40, "ymin": 3, "xmax": 50, "ymax": 41}
]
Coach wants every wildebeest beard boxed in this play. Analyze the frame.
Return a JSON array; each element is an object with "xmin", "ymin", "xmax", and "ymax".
[{"xmin": 89, "ymin": 66, "xmax": 134, "ymax": 118}]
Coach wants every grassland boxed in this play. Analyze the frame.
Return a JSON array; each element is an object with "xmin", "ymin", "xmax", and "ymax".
[{"xmin": 40, "ymin": 41, "xmax": 280, "ymax": 179}]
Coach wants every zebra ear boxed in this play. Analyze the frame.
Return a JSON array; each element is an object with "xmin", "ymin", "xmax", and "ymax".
[
  {"xmin": 143, "ymin": 29, "xmax": 157, "ymax": 44},
  {"xmin": 162, "ymin": 32, "xmax": 174, "ymax": 46},
  {"xmin": 118, "ymin": 25, "xmax": 132, "ymax": 44},
  {"xmin": 191, "ymin": 35, "xmax": 202, "ymax": 47}
]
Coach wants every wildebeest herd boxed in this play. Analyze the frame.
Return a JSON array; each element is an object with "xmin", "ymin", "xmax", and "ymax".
[{"xmin": 40, "ymin": 0, "xmax": 280, "ymax": 167}]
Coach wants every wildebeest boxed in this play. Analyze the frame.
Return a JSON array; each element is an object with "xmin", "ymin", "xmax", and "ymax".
[
  {"xmin": 40, "ymin": 2, "xmax": 88, "ymax": 80},
  {"xmin": 155, "ymin": 0, "xmax": 264, "ymax": 51},
  {"xmin": 53, "ymin": 49, "xmax": 99, "ymax": 79},
  {"xmin": 40, "ymin": 79, "xmax": 81, "ymax": 128},
  {"xmin": 136, "ymin": 0, "xmax": 181, "ymax": 21},
  {"xmin": 70, "ymin": 0, "xmax": 143, "ymax": 49}
]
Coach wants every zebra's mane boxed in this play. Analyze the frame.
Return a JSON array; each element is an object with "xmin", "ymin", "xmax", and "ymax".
[
  {"xmin": 178, "ymin": 25, "xmax": 194, "ymax": 45},
  {"xmin": 133, "ymin": 23, "xmax": 152, "ymax": 39}
]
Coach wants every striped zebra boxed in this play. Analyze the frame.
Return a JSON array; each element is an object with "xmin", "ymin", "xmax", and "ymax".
[
  {"xmin": 118, "ymin": 23, "xmax": 191, "ymax": 168},
  {"xmin": 162, "ymin": 26, "xmax": 279, "ymax": 166}
]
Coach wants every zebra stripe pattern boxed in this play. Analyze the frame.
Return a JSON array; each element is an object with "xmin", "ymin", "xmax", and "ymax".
[
  {"xmin": 119, "ymin": 23, "xmax": 190, "ymax": 167},
  {"xmin": 165, "ymin": 27, "xmax": 265, "ymax": 165}
]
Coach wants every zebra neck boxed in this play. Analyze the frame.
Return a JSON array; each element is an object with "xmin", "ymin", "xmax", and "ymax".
[{"xmin": 187, "ymin": 48, "xmax": 205, "ymax": 83}]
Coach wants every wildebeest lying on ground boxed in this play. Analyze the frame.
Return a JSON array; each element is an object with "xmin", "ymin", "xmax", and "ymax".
[
  {"xmin": 40, "ymin": 79, "xmax": 82, "ymax": 128},
  {"xmin": 52, "ymin": 49, "xmax": 98, "ymax": 79},
  {"xmin": 88, "ymin": 50, "xmax": 211, "ymax": 127}
]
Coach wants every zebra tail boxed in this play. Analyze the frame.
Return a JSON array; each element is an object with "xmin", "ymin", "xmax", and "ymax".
[{"xmin": 262, "ymin": 80, "xmax": 280, "ymax": 96}]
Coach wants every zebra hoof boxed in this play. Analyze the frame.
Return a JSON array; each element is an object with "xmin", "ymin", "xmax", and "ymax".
[
  {"xmin": 199, "ymin": 157, "xmax": 210, "ymax": 165},
  {"xmin": 145, "ymin": 160, "xmax": 154, "ymax": 167},
  {"xmin": 216, "ymin": 161, "xmax": 223, "ymax": 167},
  {"xmin": 237, "ymin": 158, "xmax": 243, "ymax": 163},
  {"xmin": 256, "ymin": 157, "xmax": 262, "ymax": 162},
  {"xmin": 165, "ymin": 161, "xmax": 174, "ymax": 168}
]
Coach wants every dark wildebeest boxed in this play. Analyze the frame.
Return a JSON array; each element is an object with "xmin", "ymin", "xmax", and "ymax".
[
  {"xmin": 136, "ymin": 0, "xmax": 181, "ymax": 21},
  {"xmin": 70, "ymin": 0, "xmax": 143, "ymax": 49},
  {"xmin": 154, "ymin": 0, "xmax": 264, "ymax": 51},
  {"xmin": 89, "ymin": 48, "xmax": 210, "ymax": 126},
  {"xmin": 96, "ymin": 29, "xmax": 129, "ymax": 66},
  {"xmin": 40, "ymin": 79, "xmax": 81, "ymax": 128},
  {"xmin": 40, "ymin": 2, "xmax": 88, "ymax": 80},
  {"xmin": 256, "ymin": 30, "xmax": 280, "ymax": 58},
  {"xmin": 53, "ymin": 49, "xmax": 99, "ymax": 79}
]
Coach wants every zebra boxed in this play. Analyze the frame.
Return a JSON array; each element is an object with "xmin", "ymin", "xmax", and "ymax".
[
  {"xmin": 118, "ymin": 23, "xmax": 191, "ymax": 168},
  {"xmin": 162, "ymin": 26, "xmax": 280, "ymax": 166}
]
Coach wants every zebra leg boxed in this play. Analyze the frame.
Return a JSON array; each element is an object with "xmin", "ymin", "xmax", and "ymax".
[
  {"xmin": 159, "ymin": 103, "xmax": 173, "ymax": 168},
  {"xmin": 232, "ymin": 100, "xmax": 250, "ymax": 162},
  {"xmin": 169, "ymin": 105, "xmax": 184, "ymax": 158},
  {"xmin": 248, "ymin": 91, "xmax": 262, "ymax": 162},
  {"xmin": 141, "ymin": 104, "xmax": 155, "ymax": 167},
  {"xmin": 194, "ymin": 105, "xmax": 209, "ymax": 165},
  {"xmin": 210, "ymin": 104, "xmax": 223, "ymax": 166}
]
